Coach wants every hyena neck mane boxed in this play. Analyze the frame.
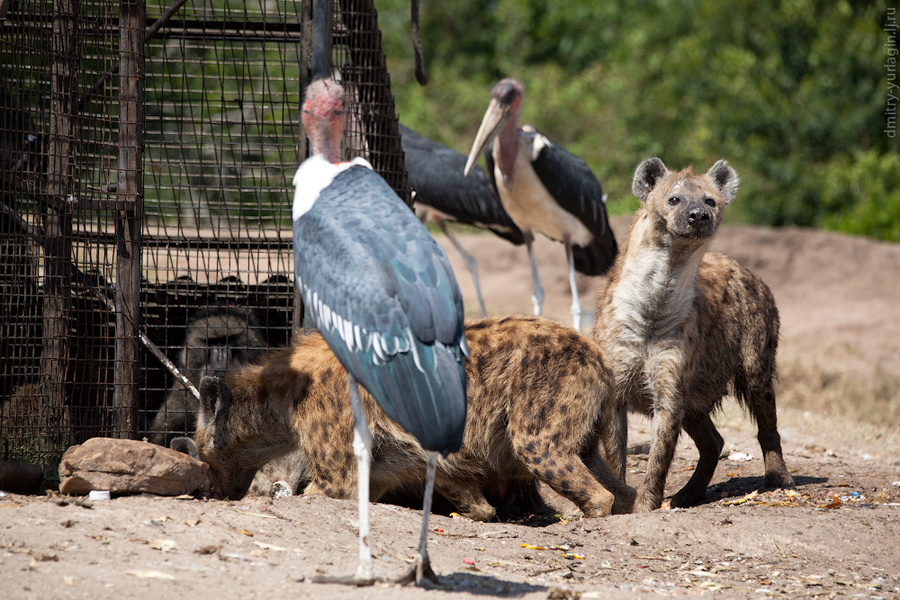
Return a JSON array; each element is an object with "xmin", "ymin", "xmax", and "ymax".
[{"xmin": 612, "ymin": 208, "xmax": 712, "ymax": 337}]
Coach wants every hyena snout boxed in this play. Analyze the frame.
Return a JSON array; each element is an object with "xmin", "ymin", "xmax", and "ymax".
[
  {"xmin": 678, "ymin": 200, "xmax": 717, "ymax": 238},
  {"xmin": 687, "ymin": 206, "xmax": 710, "ymax": 224}
]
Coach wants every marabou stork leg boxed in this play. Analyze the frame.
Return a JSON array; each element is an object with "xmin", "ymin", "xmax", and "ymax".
[
  {"xmin": 395, "ymin": 451, "xmax": 440, "ymax": 586},
  {"xmin": 437, "ymin": 219, "xmax": 487, "ymax": 317},
  {"xmin": 312, "ymin": 373, "xmax": 379, "ymax": 586},
  {"xmin": 348, "ymin": 373, "xmax": 376, "ymax": 583},
  {"xmin": 524, "ymin": 232, "xmax": 544, "ymax": 316},
  {"xmin": 564, "ymin": 238, "xmax": 582, "ymax": 331}
]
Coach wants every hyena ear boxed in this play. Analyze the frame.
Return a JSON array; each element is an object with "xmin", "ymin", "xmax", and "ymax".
[
  {"xmin": 632, "ymin": 158, "xmax": 668, "ymax": 202},
  {"xmin": 170, "ymin": 437, "xmax": 199, "ymax": 460},
  {"xmin": 705, "ymin": 160, "xmax": 739, "ymax": 205},
  {"xmin": 199, "ymin": 376, "xmax": 231, "ymax": 422}
]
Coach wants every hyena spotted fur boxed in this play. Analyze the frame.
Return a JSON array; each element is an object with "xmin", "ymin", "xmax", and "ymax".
[
  {"xmin": 191, "ymin": 315, "xmax": 635, "ymax": 520},
  {"xmin": 592, "ymin": 158, "xmax": 794, "ymax": 513}
]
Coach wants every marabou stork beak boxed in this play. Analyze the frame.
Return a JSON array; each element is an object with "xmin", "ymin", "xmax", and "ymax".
[{"xmin": 464, "ymin": 97, "xmax": 512, "ymax": 177}]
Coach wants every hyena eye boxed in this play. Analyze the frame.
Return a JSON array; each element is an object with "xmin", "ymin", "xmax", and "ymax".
[
  {"xmin": 704, "ymin": 197, "xmax": 716, "ymax": 208},
  {"xmin": 668, "ymin": 196, "xmax": 681, "ymax": 206}
]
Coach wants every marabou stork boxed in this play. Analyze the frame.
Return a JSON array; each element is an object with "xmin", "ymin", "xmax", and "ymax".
[
  {"xmin": 292, "ymin": 79, "xmax": 468, "ymax": 585},
  {"xmin": 400, "ymin": 125, "xmax": 524, "ymax": 316},
  {"xmin": 464, "ymin": 78, "xmax": 617, "ymax": 331}
]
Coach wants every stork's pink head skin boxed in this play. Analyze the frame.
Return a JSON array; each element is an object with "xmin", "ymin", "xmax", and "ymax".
[{"xmin": 303, "ymin": 79, "xmax": 346, "ymax": 163}]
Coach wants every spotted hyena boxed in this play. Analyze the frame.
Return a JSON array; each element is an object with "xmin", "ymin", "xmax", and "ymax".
[
  {"xmin": 592, "ymin": 158, "xmax": 794, "ymax": 513},
  {"xmin": 188, "ymin": 315, "xmax": 635, "ymax": 520}
]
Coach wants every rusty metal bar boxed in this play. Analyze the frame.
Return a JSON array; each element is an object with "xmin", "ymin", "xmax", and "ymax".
[
  {"xmin": 113, "ymin": 0, "xmax": 145, "ymax": 438},
  {"xmin": 75, "ymin": 0, "xmax": 188, "ymax": 115},
  {"xmin": 41, "ymin": 0, "xmax": 80, "ymax": 463}
]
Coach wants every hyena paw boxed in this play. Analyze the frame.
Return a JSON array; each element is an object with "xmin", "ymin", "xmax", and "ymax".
[
  {"xmin": 764, "ymin": 470, "xmax": 795, "ymax": 490},
  {"xmin": 634, "ymin": 490, "xmax": 662, "ymax": 513},
  {"xmin": 670, "ymin": 485, "xmax": 707, "ymax": 508}
]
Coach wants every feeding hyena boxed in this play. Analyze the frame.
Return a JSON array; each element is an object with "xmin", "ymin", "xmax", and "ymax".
[
  {"xmin": 183, "ymin": 315, "xmax": 635, "ymax": 520},
  {"xmin": 592, "ymin": 157, "xmax": 794, "ymax": 513}
]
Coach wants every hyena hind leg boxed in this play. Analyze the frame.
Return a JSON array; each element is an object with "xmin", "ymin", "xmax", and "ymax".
[{"xmin": 746, "ymin": 382, "xmax": 794, "ymax": 490}]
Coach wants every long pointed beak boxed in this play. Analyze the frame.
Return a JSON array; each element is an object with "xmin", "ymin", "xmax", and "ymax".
[{"xmin": 464, "ymin": 98, "xmax": 510, "ymax": 176}]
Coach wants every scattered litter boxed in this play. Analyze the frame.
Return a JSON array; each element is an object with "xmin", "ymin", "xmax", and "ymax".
[
  {"xmin": 254, "ymin": 541, "xmax": 301, "ymax": 554},
  {"xmin": 463, "ymin": 558, "xmax": 475, "ymax": 565},
  {"xmin": 149, "ymin": 539, "xmax": 178, "ymax": 552},
  {"xmin": 240, "ymin": 528, "xmax": 254, "ymax": 537},
  {"xmin": 820, "ymin": 496, "xmax": 843, "ymax": 509},
  {"xmin": 520, "ymin": 543, "xmax": 585, "ymax": 559},
  {"xmin": 88, "ymin": 490, "xmax": 110, "ymax": 501},
  {"xmin": 892, "ymin": 481, "xmax": 900, "ymax": 487},
  {"xmin": 231, "ymin": 509, "xmax": 277, "ymax": 519},
  {"xmin": 727, "ymin": 452, "xmax": 753, "ymax": 462},
  {"xmin": 270, "ymin": 481, "xmax": 292, "ymax": 499},
  {"xmin": 723, "ymin": 490, "xmax": 758, "ymax": 506},
  {"xmin": 125, "ymin": 570, "xmax": 175, "ymax": 580}
]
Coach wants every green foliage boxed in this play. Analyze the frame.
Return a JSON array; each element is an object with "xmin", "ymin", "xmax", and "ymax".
[
  {"xmin": 820, "ymin": 150, "xmax": 900, "ymax": 241},
  {"xmin": 377, "ymin": 0, "xmax": 899, "ymax": 239}
]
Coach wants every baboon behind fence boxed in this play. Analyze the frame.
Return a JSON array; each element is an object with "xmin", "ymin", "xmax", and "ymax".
[{"xmin": 148, "ymin": 308, "xmax": 266, "ymax": 446}]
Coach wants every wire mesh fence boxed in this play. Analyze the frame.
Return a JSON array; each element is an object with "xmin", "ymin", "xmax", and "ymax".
[{"xmin": 0, "ymin": 0, "xmax": 409, "ymax": 469}]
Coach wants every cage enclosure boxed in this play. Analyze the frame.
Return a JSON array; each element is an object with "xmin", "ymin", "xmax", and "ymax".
[{"xmin": 0, "ymin": 0, "xmax": 410, "ymax": 468}]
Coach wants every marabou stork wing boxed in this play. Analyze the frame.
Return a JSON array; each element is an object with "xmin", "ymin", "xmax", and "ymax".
[
  {"xmin": 524, "ymin": 126, "xmax": 618, "ymax": 276},
  {"xmin": 293, "ymin": 164, "xmax": 467, "ymax": 454},
  {"xmin": 400, "ymin": 125, "xmax": 524, "ymax": 245}
]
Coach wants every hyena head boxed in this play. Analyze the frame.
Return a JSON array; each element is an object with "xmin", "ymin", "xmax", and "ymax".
[
  {"xmin": 193, "ymin": 376, "xmax": 259, "ymax": 500},
  {"xmin": 632, "ymin": 158, "xmax": 738, "ymax": 242}
]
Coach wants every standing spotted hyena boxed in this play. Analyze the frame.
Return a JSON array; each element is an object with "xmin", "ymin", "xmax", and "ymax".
[
  {"xmin": 592, "ymin": 158, "xmax": 794, "ymax": 513},
  {"xmin": 189, "ymin": 315, "xmax": 635, "ymax": 520}
]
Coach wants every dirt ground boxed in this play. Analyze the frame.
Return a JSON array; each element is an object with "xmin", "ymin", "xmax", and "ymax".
[{"xmin": 2, "ymin": 217, "xmax": 900, "ymax": 599}]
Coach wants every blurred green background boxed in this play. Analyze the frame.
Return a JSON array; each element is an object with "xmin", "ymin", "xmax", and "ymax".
[{"xmin": 376, "ymin": 0, "xmax": 899, "ymax": 240}]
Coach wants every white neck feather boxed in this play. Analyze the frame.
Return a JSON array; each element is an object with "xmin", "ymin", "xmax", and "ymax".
[{"xmin": 292, "ymin": 155, "xmax": 373, "ymax": 221}]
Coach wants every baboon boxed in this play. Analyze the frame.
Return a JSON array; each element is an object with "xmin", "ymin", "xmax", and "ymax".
[
  {"xmin": 148, "ymin": 308, "xmax": 266, "ymax": 446},
  {"xmin": 187, "ymin": 316, "xmax": 635, "ymax": 520},
  {"xmin": 592, "ymin": 158, "xmax": 794, "ymax": 512}
]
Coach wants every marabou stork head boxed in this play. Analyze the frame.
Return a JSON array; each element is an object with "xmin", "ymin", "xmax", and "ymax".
[
  {"xmin": 463, "ymin": 78, "xmax": 523, "ymax": 176},
  {"xmin": 302, "ymin": 79, "xmax": 346, "ymax": 163}
]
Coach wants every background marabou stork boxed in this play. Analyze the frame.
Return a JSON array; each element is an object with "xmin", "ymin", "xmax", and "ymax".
[
  {"xmin": 292, "ymin": 79, "xmax": 468, "ymax": 585},
  {"xmin": 400, "ymin": 124, "xmax": 525, "ymax": 316},
  {"xmin": 464, "ymin": 78, "xmax": 617, "ymax": 331}
]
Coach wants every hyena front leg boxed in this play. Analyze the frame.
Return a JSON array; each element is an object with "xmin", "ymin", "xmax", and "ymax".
[
  {"xmin": 671, "ymin": 411, "xmax": 723, "ymax": 508},
  {"xmin": 636, "ymin": 402, "xmax": 683, "ymax": 513}
]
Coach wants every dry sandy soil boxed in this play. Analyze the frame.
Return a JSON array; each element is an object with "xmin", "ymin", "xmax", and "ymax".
[{"xmin": 2, "ymin": 217, "xmax": 900, "ymax": 599}]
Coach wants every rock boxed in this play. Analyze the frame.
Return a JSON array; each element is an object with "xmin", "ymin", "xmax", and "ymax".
[{"xmin": 58, "ymin": 438, "xmax": 208, "ymax": 496}]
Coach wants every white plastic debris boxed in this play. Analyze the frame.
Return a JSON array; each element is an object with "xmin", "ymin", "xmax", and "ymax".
[
  {"xmin": 88, "ymin": 490, "xmax": 111, "ymax": 501},
  {"xmin": 270, "ymin": 480, "xmax": 293, "ymax": 499},
  {"xmin": 727, "ymin": 452, "xmax": 753, "ymax": 462}
]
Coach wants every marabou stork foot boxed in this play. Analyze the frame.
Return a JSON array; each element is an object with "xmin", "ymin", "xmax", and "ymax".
[{"xmin": 394, "ymin": 552, "xmax": 439, "ymax": 586}]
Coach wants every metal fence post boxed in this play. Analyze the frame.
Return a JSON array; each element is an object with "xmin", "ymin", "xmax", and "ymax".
[
  {"xmin": 41, "ymin": 0, "xmax": 80, "ymax": 461},
  {"xmin": 114, "ymin": 0, "xmax": 145, "ymax": 438}
]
